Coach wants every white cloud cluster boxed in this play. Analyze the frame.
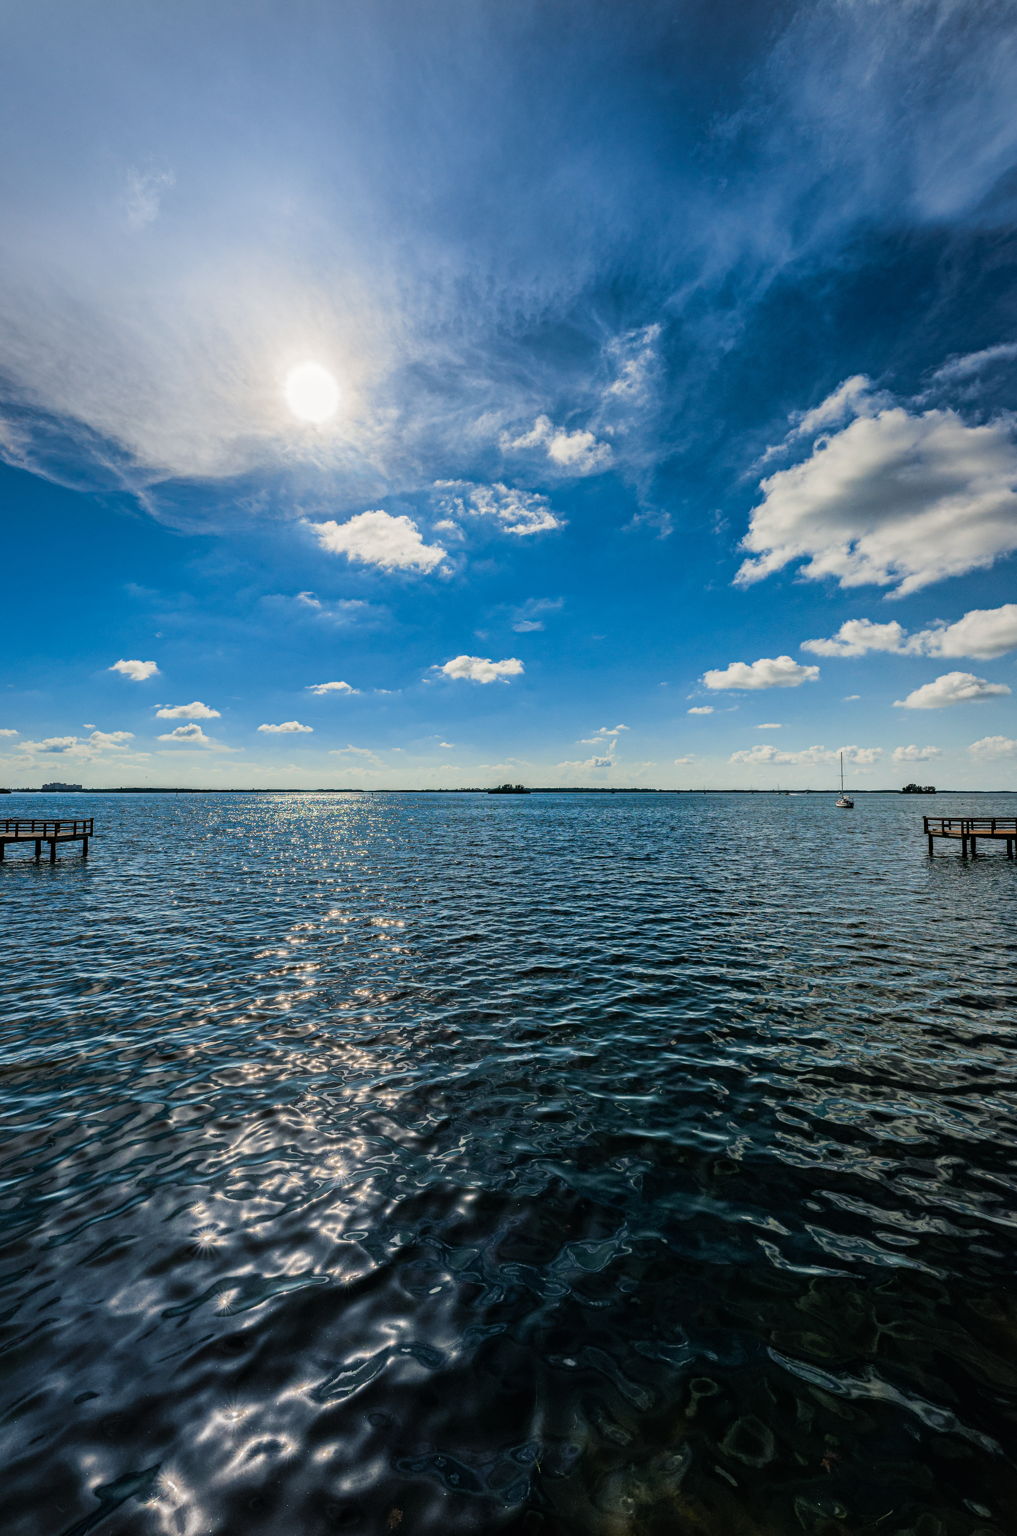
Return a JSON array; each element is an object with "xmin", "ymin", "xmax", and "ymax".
[
  {"xmin": 310, "ymin": 511, "xmax": 447, "ymax": 573},
  {"xmin": 439, "ymin": 655, "xmax": 524, "ymax": 684},
  {"xmin": 306, "ymin": 681, "xmax": 358, "ymax": 695},
  {"xmin": 110, "ymin": 658, "xmax": 159, "ymax": 681},
  {"xmin": 0, "ymin": 728, "xmax": 19, "ymax": 738},
  {"xmin": 892, "ymin": 745, "xmax": 942, "ymax": 763},
  {"xmin": 703, "ymin": 656, "xmax": 819, "ymax": 691},
  {"xmin": 158, "ymin": 723, "xmax": 211, "ymax": 744},
  {"xmin": 894, "ymin": 672, "xmax": 1011, "ymax": 709},
  {"xmin": 433, "ymin": 481, "xmax": 563, "ymax": 536},
  {"xmin": 16, "ymin": 729, "xmax": 134, "ymax": 757},
  {"xmin": 730, "ymin": 743, "xmax": 882, "ymax": 766},
  {"xmin": 258, "ymin": 720, "xmax": 313, "ymax": 733},
  {"xmin": 803, "ymin": 605, "xmax": 1017, "ymax": 660},
  {"xmin": 502, "ymin": 416, "xmax": 613, "ymax": 476},
  {"xmin": 155, "ymin": 701, "xmax": 220, "ymax": 719},
  {"xmin": 969, "ymin": 735, "xmax": 1017, "ymax": 760},
  {"xmin": 687, "ymin": 706, "xmax": 714, "ymax": 715},
  {"xmin": 739, "ymin": 394, "xmax": 1017, "ymax": 595}
]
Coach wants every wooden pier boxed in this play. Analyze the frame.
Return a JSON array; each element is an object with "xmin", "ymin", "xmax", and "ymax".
[
  {"xmin": 0, "ymin": 817, "xmax": 93, "ymax": 863},
  {"xmin": 924, "ymin": 816, "xmax": 1016, "ymax": 858}
]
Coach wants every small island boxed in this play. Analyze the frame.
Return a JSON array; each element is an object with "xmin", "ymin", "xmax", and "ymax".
[
  {"xmin": 487, "ymin": 783, "xmax": 531, "ymax": 795},
  {"xmin": 901, "ymin": 783, "xmax": 937, "ymax": 794}
]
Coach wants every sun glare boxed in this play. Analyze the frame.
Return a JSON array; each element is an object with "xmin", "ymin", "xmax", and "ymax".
[{"xmin": 284, "ymin": 362, "xmax": 341, "ymax": 423}]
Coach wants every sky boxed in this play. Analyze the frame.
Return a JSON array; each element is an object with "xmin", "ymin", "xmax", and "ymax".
[{"xmin": 1, "ymin": 0, "xmax": 1016, "ymax": 790}]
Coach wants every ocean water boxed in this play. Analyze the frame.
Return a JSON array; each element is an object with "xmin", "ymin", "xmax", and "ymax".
[{"xmin": 1, "ymin": 790, "xmax": 1016, "ymax": 1536}]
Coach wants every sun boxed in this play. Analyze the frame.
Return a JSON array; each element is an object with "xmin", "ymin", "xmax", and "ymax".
[{"xmin": 284, "ymin": 361, "xmax": 341, "ymax": 423}]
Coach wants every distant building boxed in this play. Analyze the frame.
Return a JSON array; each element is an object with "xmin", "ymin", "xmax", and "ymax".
[{"xmin": 41, "ymin": 781, "xmax": 84, "ymax": 792}]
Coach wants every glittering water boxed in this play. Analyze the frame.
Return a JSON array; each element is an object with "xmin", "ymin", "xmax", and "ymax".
[{"xmin": 2, "ymin": 790, "xmax": 1016, "ymax": 1536}]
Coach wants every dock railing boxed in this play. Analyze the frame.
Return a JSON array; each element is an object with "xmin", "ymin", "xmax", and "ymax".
[
  {"xmin": 923, "ymin": 816, "xmax": 1017, "ymax": 835},
  {"xmin": 0, "ymin": 817, "xmax": 94, "ymax": 838}
]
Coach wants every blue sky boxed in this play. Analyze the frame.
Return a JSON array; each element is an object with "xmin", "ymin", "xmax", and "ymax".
[{"xmin": 2, "ymin": 0, "xmax": 1016, "ymax": 788}]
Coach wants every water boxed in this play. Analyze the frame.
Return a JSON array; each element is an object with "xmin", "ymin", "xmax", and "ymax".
[{"xmin": 2, "ymin": 791, "xmax": 1016, "ymax": 1536}]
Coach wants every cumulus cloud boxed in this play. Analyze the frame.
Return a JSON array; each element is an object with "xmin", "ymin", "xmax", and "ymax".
[
  {"xmin": 433, "ymin": 481, "xmax": 563, "ymax": 536},
  {"xmin": 673, "ymin": 754, "xmax": 696, "ymax": 765},
  {"xmin": 557, "ymin": 756, "xmax": 614, "ymax": 770},
  {"xmin": 730, "ymin": 743, "xmax": 882, "ymax": 766},
  {"xmin": 16, "ymin": 729, "xmax": 134, "ymax": 757},
  {"xmin": 703, "ymin": 656, "xmax": 819, "ymax": 690},
  {"xmin": 804, "ymin": 605, "xmax": 1017, "ymax": 660},
  {"xmin": 439, "ymin": 655, "xmax": 524, "ymax": 684},
  {"xmin": 969, "ymin": 735, "xmax": 1017, "ymax": 759},
  {"xmin": 306, "ymin": 681, "xmax": 358, "ymax": 695},
  {"xmin": 791, "ymin": 375, "xmax": 878, "ymax": 440},
  {"xmin": 802, "ymin": 620, "xmax": 907, "ymax": 658},
  {"xmin": 894, "ymin": 671, "xmax": 1011, "ymax": 709},
  {"xmin": 738, "ymin": 401, "xmax": 1017, "ymax": 595},
  {"xmin": 155, "ymin": 701, "xmax": 220, "ymax": 719},
  {"xmin": 309, "ymin": 511, "xmax": 446, "ymax": 573},
  {"xmin": 756, "ymin": 723, "xmax": 782, "ymax": 729},
  {"xmin": 892, "ymin": 745, "xmax": 942, "ymax": 763},
  {"xmin": 578, "ymin": 724, "xmax": 629, "ymax": 754},
  {"xmin": 502, "ymin": 416, "xmax": 613, "ymax": 475},
  {"xmin": 258, "ymin": 720, "xmax": 313, "ymax": 733},
  {"xmin": 158, "ymin": 723, "xmax": 212, "ymax": 744},
  {"xmin": 687, "ymin": 706, "xmax": 714, "ymax": 715},
  {"xmin": 110, "ymin": 658, "xmax": 159, "ymax": 681},
  {"xmin": 0, "ymin": 728, "xmax": 19, "ymax": 738}
]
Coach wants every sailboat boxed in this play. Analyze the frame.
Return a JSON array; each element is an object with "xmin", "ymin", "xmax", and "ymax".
[{"xmin": 835, "ymin": 752, "xmax": 854, "ymax": 809}]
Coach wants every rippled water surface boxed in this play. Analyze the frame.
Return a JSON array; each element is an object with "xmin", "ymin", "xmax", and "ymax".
[{"xmin": 2, "ymin": 791, "xmax": 1017, "ymax": 1536}]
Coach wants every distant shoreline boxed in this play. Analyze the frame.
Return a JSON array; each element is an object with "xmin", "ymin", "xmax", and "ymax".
[{"xmin": 3, "ymin": 787, "xmax": 1014, "ymax": 796}]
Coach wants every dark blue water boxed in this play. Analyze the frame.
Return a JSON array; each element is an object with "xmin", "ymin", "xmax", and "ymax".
[{"xmin": 2, "ymin": 791, "xmax": 1016, "ymax": 1536}]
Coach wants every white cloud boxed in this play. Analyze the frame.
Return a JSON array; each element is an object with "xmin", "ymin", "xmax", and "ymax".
[
  {"xmin": 309, "ymin": 511, "xmax": 446, "ymax": 572},
  {"xmin": 511, "ymin": 596, "xmax": 563, "ymax": 632},
  {"xmin": 158, "ymin": 723, "xmax": 211, "ymax": 744},
  {"xmin": 16, "ymin": 730, "xmax": 133, "ymax": 757},
  {"xmin": 703, "ymin": 656, "xmax": 819, "ymax": 691},
  {"xmin": 791, "ymin": 375, "xmax": 877, "ymax": 439},
  {"xmin": 738, "ymin": 403, "xmax": 1017, "ymax": 595},
  {"xmin": 894, "ymin": 671, "xmax": 1012, "ymax": 709},
  {"xmin": 502, "ymin": 416, "xmax": 613, "ymax": 475},
  {"xmin": 439, "ymin": 655, "xmax": 524, "ymax": 684},
  {"xmin": 258, "ymin": 720, "xmax": 313, "ymax": 733},
  {"xmin": 673, "ymin": 755, "xmax": 696, "ymax": 765},
  {"xmin": 330, "ymin": 744, "xmax": 385, "ymax": 767},
  {"xmin": 557, "ymin": 756, "xmax": 614, "ymax": 770},
  {"xmin": 603, "ymin": 324, "xmax": 661, "ymax": 404},
  {"xmin": 110, "ymin": 658, "xmax": 159, "ymax": 681},
  {"xmin": 756, "ymin": 723, "xmax": 782, "ymax": 729},
  {"xmin": 802, "ymin": 620, "xmax": 907, "ymax": 657},
  {"xmin": 730, "ymin": 743, "xmax": 882, "ymax": 766},
  {"xmin": 87, "ymin": 730, "xmax": 134, "ymax": 750},
  {"xmin": 687, "ymin": 706, "xmax": 714, "ymax": 715},
  {"xmin": 125, "ymin": 167, "xmax": 175, "ymax": 230},
  {"xmin": 969, "ymin": 735, "xmax": 1017, "ymax": 760},
  {"xmin": 892, "ymin": 745, "xmax": 942, "ymax": 763},
  {"xmin": 306, "ymin": 681, "xmax": 358, "ymax": 695},
  {"xmin": 803, "ymin": 605, "xmax": 1017, "ymax": 660},
  {"xmin": 578, "ymin": 724, "xmax": 629, "ymax": 754},
  {"xmin": 155, "ymin": 701, "xmax": 220, "ymax": 719},
  {"xmin": 909, "ymin": 605, "xmax": 1017, "ymax": 661},
  {"xmin": 433, "ymin": 481, "xmax": 563, "ymax": 536},
  {"xmin": 0, "ymin": 728, "xmax": 18, "ymax": 738},
  {"xmin": 844, "ymin": 694, "xmax": 861, "ymax": 701},
  {"xmin": 932, "ymin": 343, "xmax": 1017, "ymax": 384}
]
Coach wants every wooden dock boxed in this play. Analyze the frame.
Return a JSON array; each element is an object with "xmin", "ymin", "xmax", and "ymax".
[
  {"xmin": 924, "ymin": 816, "xmax": 1016, "ymax": 858},
  {"xmin": 0, "ymin": 817, "xmax": 93, "ymax": 863}
]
